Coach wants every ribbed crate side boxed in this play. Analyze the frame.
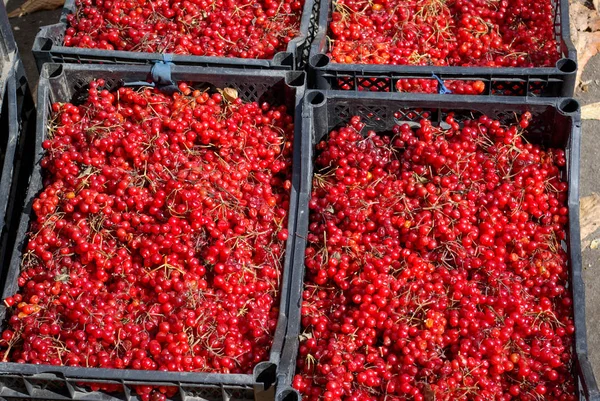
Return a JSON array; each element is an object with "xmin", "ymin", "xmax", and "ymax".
[
  {"xmin": 0, "ymin": 63, "xmax": 306, "ymax": 401},
  {"xmin": 0, "ymin": 61, "xmax": 36, "ymax": 343},
  {"xmin": 0, "ymin": 58, "xmax": 32, "ymax": 271},
  {"xmin": 0, "ymin": 371, "xmax": 260, "ymax": 401},
  {"xmin": 276, "ymin": 92, "xmax": 597, "ymax": 401}
]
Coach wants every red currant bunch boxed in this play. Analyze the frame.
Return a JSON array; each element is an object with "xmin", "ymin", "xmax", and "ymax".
[
  {"xmin": 328, "ymin": 0, "xmax": 560, "ymax": 72},
  {"xmin": 63, "ymin": 0, "xmax": 305, "ymax": 58},
  {"xmin": 0, "ymin": 81, "xmax": 294, "ymax": 401},
  {"xmin": 293, "ymin": 112, "xmax": 575, "ymax": 401}
]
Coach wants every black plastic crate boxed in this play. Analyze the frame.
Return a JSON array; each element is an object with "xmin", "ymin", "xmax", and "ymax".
[
  {"xmin": 31, "ymin": 0, "xmax": 318, "ymax": 71},
  {"xmin": 0, "ymin": 58, "xmax": 38, "ymax": 307},
  {"xmin": 0, "ymin": 1, "xmax": 37, "ymax": 311},
  {"xmin": 0, "ymin": 0, "xmax": 19, "ymax": 243},
  {"xmin": 308, "ymin": 0, "xmax": 577, "ymax": 97},
  {"xmin": 0, "ymin": 63, "xmax": 306, "ymax": 401},
  {"xmin": 275, "ymin": 91, "xmax": 599, "ymax": 401}
]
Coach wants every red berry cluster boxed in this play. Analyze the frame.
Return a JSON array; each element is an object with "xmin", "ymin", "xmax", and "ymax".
[
  {"xmin": 330, "ymin": 0, "xmax": 559, "ymax": 67},
  {"xmin": 337, "ymin": 78, "xmax": 487, "ymax": 95},
  {"xmin": 293, "ymin": 113, "xmax": 575, "ymax": 401},
  {"xmin": 328, "ymin": 0, "xmax": 560, "ymax": 93},
  {"xmin": 63, "ymin": 0, "xmax": 304, "ymax": 58},
  {"xmin": 395, "ymin": 79, "xmax": 486, "ymax": 95},
  {"xmin": 0, "ymin": 81, "xmax": 294, "ymax": 401}
]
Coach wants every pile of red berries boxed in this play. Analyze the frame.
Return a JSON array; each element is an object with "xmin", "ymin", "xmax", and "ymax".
[
  {"xmin": 0, "ymin": 81, "xmax": 294, "ymax": 401},
  {"xmin": 329, "ymin": 0, "xmax": 559, "ymax": 67},
  {"xmin": 395, "ymin": 78, "xmax": 486, "ymax": 94},
  {"xmin": 342, "ymin": 77, "xmax": 487, "ymax": 95},
  {"xmin": 293, "ymin": 113, "xmax": 575, "ymax": 401},
  {"xmin": 328, "ymin": 0, "xmax": 560, "ymax": 94},
  {"xmin": 63, "ymin": 0, "xmax": 305, "ymax": 58}
]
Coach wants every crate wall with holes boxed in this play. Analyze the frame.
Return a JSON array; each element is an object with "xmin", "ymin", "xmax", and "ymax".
[
  {"xmin": 307, "ymin": 0, "xmax": 577, "ymax": 97},
  {"xmin": 0, "ymin": 62, "xmax": 307, "ymax": 401},
  {"xmin": 31, "ymin": 0, "xmax": 321, "ymax": 71},
  {"xmin": 0, "ymin": 1, "xmax": 37, "ymax": 304},
  {"xmin": 274, "ymin": 91, "xmax": 600, "ymax": 401}
]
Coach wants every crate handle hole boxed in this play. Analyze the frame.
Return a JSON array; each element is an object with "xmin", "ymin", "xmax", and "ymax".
[
  {"xmin": 558, "ymin": 98, "xmax": 579, "ymax": 114},
  {"xmin": 254, "ymin": 361, "xmax": 277, "ymax": 388},
  {"xmin": 39, "ymin": 38, "xmax": 54, "ymax": 51},
  {"xmin": 309, "ymin": 54, "xmax": 330, "ymax": 68},
  {"xmin": 286, "ymin": 71, "xmax": 306, "ymax": 87},
  {"xmin": 306, "ymin": 91, "xmax": 325, "ymax": 106},
  {"xmin": 42, "ymin": 64, "xmax": 64, "ymax": 79},
  {"xmin": 274, "ymin": 52, "xmax": 295, "ymax": 67},
  {"xmin": 556, "ymin": 58, "xmax": 577, "ymax": 74},
  {"xmin": 277, "ymin": 388, "xmax": 301, "ymax": 401}
]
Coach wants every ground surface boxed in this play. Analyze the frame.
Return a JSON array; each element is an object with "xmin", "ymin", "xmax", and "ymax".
[
  {"xmin": 6, "ymin": 5, "xmax": 61, "ymax": 97},
  {"xmin": 577, "ymin": 61, "xmax": 600, "ymax": 388},
  {"xmin": 5, "ymin": 0, "xmax": 600, "ymax": 394}
]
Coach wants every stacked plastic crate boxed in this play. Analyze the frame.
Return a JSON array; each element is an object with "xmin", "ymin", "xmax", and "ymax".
[
  {"xmin": 0, "ymin": 0, "xmax": 316, "ymax": 398},
  {"xmin": 274, "ymin": 0, "xmax": 600, "ymax": 400},
  {"xmin": 0, "ymin": 1, "xmax": 35, "ymax": 322},
  {"xmin": 0, "ymin": 0, "xmax": 597, "ymax": 398}
]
